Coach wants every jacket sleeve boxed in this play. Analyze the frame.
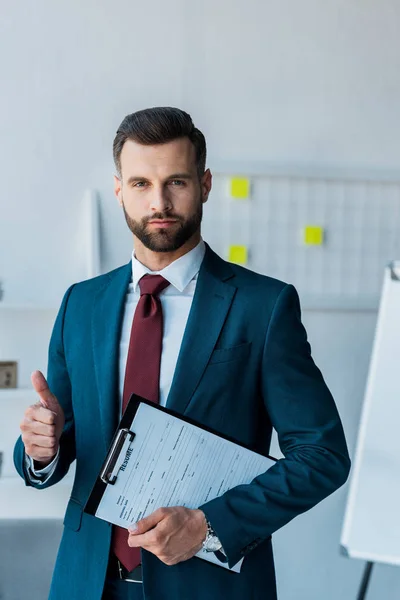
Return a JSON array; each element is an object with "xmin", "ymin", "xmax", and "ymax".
[
  {"xmin": 13, "ymin": 284, "xmax": 76, "ymax": 489},
  {"xmin": 198, "ymin": 284, "xmax": 351, "ymax": 568}
]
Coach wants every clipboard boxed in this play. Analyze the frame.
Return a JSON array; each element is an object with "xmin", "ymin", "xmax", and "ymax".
[{"xmin": 84, "ymin": 393, "xmax": 278, "ymax": 572}]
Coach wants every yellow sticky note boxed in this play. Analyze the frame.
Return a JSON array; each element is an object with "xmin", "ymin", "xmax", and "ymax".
[
  {"xmin": 229, "ymin": 245, "xmax": 248, "ymax": 265},
  {"xmin": 304, "ymin": 226, "xmax": 324, "ymax": 246},
  {"xmin": 230, "ymin": 177, "xmax": 250, "ymax": 199}
]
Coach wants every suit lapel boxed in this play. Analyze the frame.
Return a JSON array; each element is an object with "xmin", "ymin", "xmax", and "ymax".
[
  {"xmin": 92, "ymin": 262, "xmax": 132, "ymax": 449},
  {"xmin": 166, "ymin": 244, "xmax": 237, "ymax": 415}
]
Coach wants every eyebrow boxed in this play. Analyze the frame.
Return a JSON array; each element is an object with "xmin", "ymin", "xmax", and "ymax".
[{"xmin": 126, "ymin": 173, "xmax": 193, "ymax": 185}]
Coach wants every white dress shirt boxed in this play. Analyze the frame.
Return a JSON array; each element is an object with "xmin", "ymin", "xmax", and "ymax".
[{"xmin": 119, "ymin": 238, "xmax": 206, "ymax": 410}]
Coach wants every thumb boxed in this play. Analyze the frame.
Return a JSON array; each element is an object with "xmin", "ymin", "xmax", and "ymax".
[
  {"xmin": 31, "ymin": 370, "xmax": 60, "ymax": 413},
  {"xmin": 129, "ymin": 508, "xmax": 166, "ymax": 534}
]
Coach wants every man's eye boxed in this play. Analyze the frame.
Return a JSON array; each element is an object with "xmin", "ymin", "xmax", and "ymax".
[
  {"xmin": 170, "ymin": 180, "xmax": 185, "ymax": 186},
  {"xmin": 134, "ymin": 181, "xmax": 147, "ymax": 188}
]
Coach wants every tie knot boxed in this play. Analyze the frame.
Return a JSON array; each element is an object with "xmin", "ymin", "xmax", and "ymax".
[{"xmin": 139, "ymin": 274, "xmax": 170, "ymax": 297}]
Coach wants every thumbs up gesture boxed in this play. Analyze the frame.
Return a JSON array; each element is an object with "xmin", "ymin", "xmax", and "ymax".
[{"xmin": 20, "ymin": 370, "xmax": 65, "ymax": 468}]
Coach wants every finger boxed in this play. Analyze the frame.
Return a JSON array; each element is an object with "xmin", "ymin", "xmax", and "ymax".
[
  {"xmin": 22, "ymin": 432, "xmax": 57, "ymax": 450},
  {"xmin": 25, "ymin": 404, "xmax": 56, "ymax": 425},
  {"xmin": 26, "ymin": 444, "xmax": 57, "ymax": 461},
  {"xmin": 127, "ymin": 531, "xmax": 157, "ymax": 548},
  {"xmin": 25, "ymin": 443, "xmax": 57, "ymax": 461},
  {"xmin": 32, "ymin": 433, "xmax": 57, "ymax": 449},
  {"xmin": 129, "ymin": 507, "xmax": 168, "ymax": 534},
  {"xmin": 29, "ymin": 420, "xmax": 56, "ymax": 437},
  {"xmin": 31, "ymin": 370, "xmax": 60, "ymax": 413},
  {"xmin": 127, "ymin": 534, "xmax": 142, "ymax": 548}
]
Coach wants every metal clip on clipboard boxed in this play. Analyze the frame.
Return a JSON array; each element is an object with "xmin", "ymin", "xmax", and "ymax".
[{"xmin": 100, "ymin": 428, "xmax": 135, "ymax": 485}]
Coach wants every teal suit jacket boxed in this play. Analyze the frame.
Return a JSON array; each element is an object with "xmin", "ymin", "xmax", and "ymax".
[{"xmin": 14, "ymin": 243, "xmax": 351, "ymax": 600}]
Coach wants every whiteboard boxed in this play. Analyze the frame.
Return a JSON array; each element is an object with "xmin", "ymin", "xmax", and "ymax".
[
  {"xmin": 99, "ymin": 169, "xmax": 400, "ymax": 311},
  {"xmin": 340, "ymin": 262, "xmax": 400, "ymax": 565}
]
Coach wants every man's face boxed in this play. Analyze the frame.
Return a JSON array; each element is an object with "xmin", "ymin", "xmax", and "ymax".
[{"xmin": 114, "ymin": 137, "xmax": 211, "ymax": 253}]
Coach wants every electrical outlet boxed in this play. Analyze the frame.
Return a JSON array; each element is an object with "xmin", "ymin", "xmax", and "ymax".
[{"xmin": 0, "ymin": 362, "xmax": 17, "ymax": 388}]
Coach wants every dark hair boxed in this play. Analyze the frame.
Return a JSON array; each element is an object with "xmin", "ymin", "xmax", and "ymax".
[{"xmin": 113, "ymin": 107, "xmax": 207, "ymax": 179}]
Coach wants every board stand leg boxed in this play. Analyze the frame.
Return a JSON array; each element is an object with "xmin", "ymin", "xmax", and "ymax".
[{"xmin": 357, "ymin": 561, "xmax": 374, "ymax": 600}]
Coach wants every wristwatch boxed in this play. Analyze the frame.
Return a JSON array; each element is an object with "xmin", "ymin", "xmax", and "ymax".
[{"xmin": 202, "ymin": 516, "xmax": 223, "ymax": 553}]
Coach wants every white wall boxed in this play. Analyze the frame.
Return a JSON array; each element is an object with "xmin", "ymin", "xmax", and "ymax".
[
  {"xmin": 2, "ymin": 0, "xmax": 400, "ymax": 303},
  {"xmin": 1, "ymin": 1, "xmax": 400, "ymax": 598}
]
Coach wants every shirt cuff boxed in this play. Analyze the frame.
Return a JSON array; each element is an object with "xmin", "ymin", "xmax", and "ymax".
[{"xmin": 25, "ymin": 448, "xmax": 60, "ymax": 483}]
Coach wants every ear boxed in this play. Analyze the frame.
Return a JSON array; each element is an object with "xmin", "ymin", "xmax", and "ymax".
[
  {"xmin": 201, "ymin": 169, "xmax": 212, "ymax": 203},
  {"xmin": 114, "ymin": 174, "xmax": 123, "ymax": 206}
]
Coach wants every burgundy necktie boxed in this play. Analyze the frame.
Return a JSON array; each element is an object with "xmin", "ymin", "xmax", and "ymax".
[{"xmin": 112, "ymin": 274, "xmax": 170, "ymax": 571}]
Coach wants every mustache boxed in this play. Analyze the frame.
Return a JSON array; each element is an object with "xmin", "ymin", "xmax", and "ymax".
[{"xmin": 143, "ymin": 213, "xmax": 182, "ymax": 223}]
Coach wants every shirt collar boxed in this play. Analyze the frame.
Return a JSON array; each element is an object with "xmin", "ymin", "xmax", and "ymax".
[{"xmin": 131, "ymin": 238, "xmax": 206, "ymax": 293}]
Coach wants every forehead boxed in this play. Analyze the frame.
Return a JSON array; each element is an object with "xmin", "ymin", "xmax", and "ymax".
[{"xmin": 119, "ymin": 137, "xmax": 196, "ymax": 178}]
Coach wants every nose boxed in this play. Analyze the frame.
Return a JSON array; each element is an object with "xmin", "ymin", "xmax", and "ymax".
[{"xmin": 149, "ymin": 186, "xmax": 172, "ymax": 213}]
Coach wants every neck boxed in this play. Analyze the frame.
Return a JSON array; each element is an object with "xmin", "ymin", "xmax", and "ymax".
[{"xmin": 133, "ymin": 233, "xmax": 201, "ymax": 271}]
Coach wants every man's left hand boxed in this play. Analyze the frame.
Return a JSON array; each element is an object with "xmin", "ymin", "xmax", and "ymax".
[{"xmin": 127, "ymin": 506, "xmax": 207, "ymax": 566}]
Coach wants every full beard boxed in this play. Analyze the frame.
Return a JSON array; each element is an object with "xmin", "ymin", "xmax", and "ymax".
[{"xmin": 122, "ymin": 198, "xmax": 203, "ymax": 253}]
